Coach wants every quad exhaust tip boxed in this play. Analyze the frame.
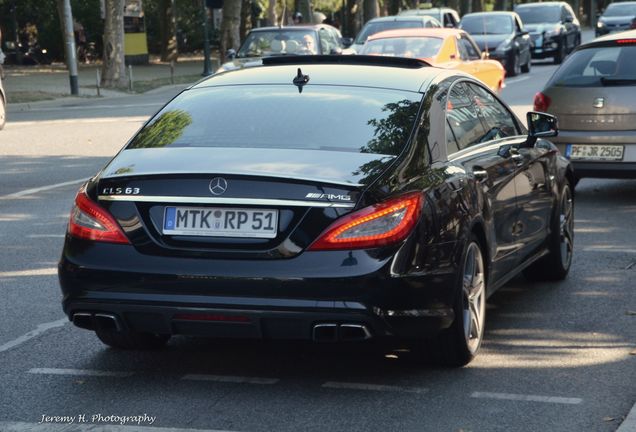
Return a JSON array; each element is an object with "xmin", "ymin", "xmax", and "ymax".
[{"xmin": 312, "ymin": 323, "xmax": 372, "ymax": 342}]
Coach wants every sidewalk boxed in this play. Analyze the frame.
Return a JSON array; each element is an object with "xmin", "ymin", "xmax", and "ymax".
[{"xmin": 1, "ymin": 55, "xmax": 220, "ymax": 104}]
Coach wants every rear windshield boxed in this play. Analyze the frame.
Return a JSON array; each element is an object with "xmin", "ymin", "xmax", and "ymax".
[
  {"xmin": 603, "ymin": 3, "xmax": 636, "ymax": 17},
  {"xmin": 127, "ymin": 85, "xmax": 421, "ymax": 156},
  {"xmin": 547, "ymin": 45, "xmax": 636, "ymax": 87},
  {"xmin": 515, "ymin": 6, "xmax": 560, "ymax": 24},
  {"xmin": 355, "ymin": 21, "xmax": 425, "ymax": 44},
  {"xmin": 361, "ymin": 36, "xmax": 443, "ymax": 58},
  {"xmin": 460, "ymin": 15, "xmax": 513, "ymax": 35}
]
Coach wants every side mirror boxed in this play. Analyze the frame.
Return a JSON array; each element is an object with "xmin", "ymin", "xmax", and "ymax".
[
  {"xmin": 226, "ymin": 49, "xmax": 236, "ymax": 60},
  {"xmin": 341, "ymin": 37, "xmax": 354, "ymax": 48},
  {"xmin": 526, "ymin": 111, "xmax": 558, "ymax": 145},
  {"xmin": 564, "ymin": 16, "xmax": 574, "ymax": 23}
]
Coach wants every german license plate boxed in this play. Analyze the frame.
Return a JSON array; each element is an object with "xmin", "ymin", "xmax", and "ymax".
[
  {"xmin": 163, "ymin": 207, "xmax": 278, "ymax": 238},
  {"xmin": 565, "ymin": 144, "xmax": 624, "ymax": 161}
]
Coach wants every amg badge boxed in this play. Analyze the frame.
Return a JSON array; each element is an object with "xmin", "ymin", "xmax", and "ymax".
[{"xmin": 305, "ymin": 193, "xmax": 352, "ymax": 201}]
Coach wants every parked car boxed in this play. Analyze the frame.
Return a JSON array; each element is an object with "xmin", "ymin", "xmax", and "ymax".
[
  {"xmin": 459, "ymin": 12, "xmax": 532, "ymax": 76},
  {"xmin": 0, "ymin": 74, "xmax": 5, "ymax": 130},
  {"xmin": 596, "ymin": 1, "xmax": 636, "ymax": 36},
  {"xmin": 348, "ymin": 16, "xmax": 442, "ymax": 53},
  {"xmin": 534, "ymin": 31, "xmax": 636, "ymax": 182},
  {"xmin": 361, "ymin": 28, "xmax": 506, "ymax": 93},
  {"xmin": 58, "ymin": 55, "xmax": 573, "ymax": 367},
  {"xmin": 399, "ymin": 7, "xmax": 461, "ymax": 28},
  {"xmin": 216, "ymin": 24, "xmax": 345, "ymax": 73},
  {"xmin": 514, "ymin": 1, "xmax": 581, "ymax": 64}
]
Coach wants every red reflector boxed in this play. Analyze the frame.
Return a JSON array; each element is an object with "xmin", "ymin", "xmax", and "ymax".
[
  {"xmin": 173, "ymin": 314, "xmax": 252, "ymax": 323},
  {"xmin": 616, "ymin": 39, "xmax": 636, "ymax": 44}
]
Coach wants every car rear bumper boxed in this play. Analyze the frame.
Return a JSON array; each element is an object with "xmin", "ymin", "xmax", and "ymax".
[
  {"xmin": 59, "ymin": 239, "xmax": 459, "ymax": 341},
  {"xmin": 553, "ymin": 131, "xmax": 636, "ymax": 178}
]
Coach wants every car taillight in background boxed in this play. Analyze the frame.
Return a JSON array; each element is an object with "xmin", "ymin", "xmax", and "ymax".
[
  {"xmin": 534, "ymin": 92, "xmax": 551, "ymax": 112},
  {"xmin": 68, "ymin": 187, "xmax": 130, "ymax": 244},
  {"xmin": 308, "ymin": 192, "xmax": 422, "ymax": 250}
]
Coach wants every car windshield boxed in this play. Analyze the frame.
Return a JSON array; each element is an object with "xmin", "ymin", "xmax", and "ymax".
[
  {"xmin": 548, "ymin": 45, "xmax": 636, "ymax": 87},
  {"xmin": 603, "ymin": 3, "xmax": 636, "ymax": 17},
  {"xmin": 127, "ymin": 85, "xmax": 421, "ymax": 156},
  {"xmin": 361, "ymin": 36, "xmax": 443, "ymax": 58},
  {"xmin": 355, "ymin": 21, "xmax": 425, "ymax": 44},
  {"xmin": 236, "ymin": 30, "xmax": 318, "ymax": 58},
  {"xmin": 515, "ymin": 6, "xmax": 561, "ymax": 24},
  {"xmin": 460, "ymin": 15, "xmax": 514, "ymax": 35}
]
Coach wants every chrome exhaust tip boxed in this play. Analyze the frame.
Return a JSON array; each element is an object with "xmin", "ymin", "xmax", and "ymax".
[
  {"xmin": 312, "ymin": 323, "xmax": 338, "ymax": 342},
  {"xmin": 339, "ymin": 324, "xmax": 372, "ymax": 341}
]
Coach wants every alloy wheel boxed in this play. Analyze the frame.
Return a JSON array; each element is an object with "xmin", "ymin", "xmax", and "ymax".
[{"xmin": 462, "ymin": 242, "xmax": 486, "ymax": 354}]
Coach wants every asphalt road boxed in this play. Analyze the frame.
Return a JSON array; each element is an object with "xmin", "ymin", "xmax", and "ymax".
[{"xmin": 1, "ymin": 36, "xmax": 635, "ymax": 432}]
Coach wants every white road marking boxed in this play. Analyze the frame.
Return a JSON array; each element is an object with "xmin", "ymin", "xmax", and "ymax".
[
  {"xmin": 617, "ymin": 401, "xmax": 636, "ymax": 432},
  {"xmin": 582, "ymin": 247, "xmax": 636, "ymax": 254},
  {"xmin": 28, "ymin": 368, "xmax": 133, "ymax": 377},
  {"xmin": 182, "ymin": 374, "xmax": 279, "ymax": 385},
  {"xmin": 0, "ymin": 267, "xmax": 58, "ymax": 277},
  {"xmin": 505, "ymin": 76, "xmax": 531, "ymax": 85},
  {"xmin": 0, "ymin": 318, "xmax": 67, "ymax": 353},
  {"xmin": 27, "ymin": 234, "xmax": 65, "ymax": 238},
  {"xmin": 322, "ymin": 381, "xmax": 428, "ymax": 394},
  {"xmin": 0, "ymin": 178, "xmax": 88, "ymax": 199},
  {"xmin": 0, "ymin": 422, "xmax": 239, "ymax": 432},
  {"xmin": 471, "ymin": 391, "xmax": 582, "ymax": 405}
]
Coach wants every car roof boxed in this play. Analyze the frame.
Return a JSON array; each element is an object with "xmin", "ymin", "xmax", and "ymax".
[
  {"xmin": 516, "ymin": 1, "xmax": 563, "ymax": 7},
  {"xmin": 192, "ymin": 56, "xmax": 454, "ymax": 93},
  {"xmin": 367, "ymin": 27, "xmax": 463, "ymax": 40},
  {"xmin": 400, "ymin": 7, "xmax": 455, "ymax": 13},
  {"xmin": 462, "ymin": 11, "xmax": 517, "ymax": 17},
  {"xmin": 586, "ymin": 29, "xmax": 636, "ymax": 45},
  {"xmin": 250, "ymin": 24, "xmax": 333, "ymax": 32},
  {"xmin": 367, "ymin": 15, "xmax": 438, "ymax": 23}
]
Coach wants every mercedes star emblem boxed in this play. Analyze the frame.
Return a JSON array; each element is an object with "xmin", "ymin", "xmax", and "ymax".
[{"xmin": 209, "ymin": 177, "xmax": 228, "ymax": 196}]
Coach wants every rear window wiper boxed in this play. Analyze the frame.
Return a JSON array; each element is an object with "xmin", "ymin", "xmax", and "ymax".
[{"xmin": 600, "ymin": 77, "xmax": 636, "ymax": 86}]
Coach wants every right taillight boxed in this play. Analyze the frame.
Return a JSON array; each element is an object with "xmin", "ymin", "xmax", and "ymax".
[
  {"xmin": 68, "ymin": 187, "xmax": 130, "ymax": 244},
  {"xmin": 533, "ymin": 92, "xmax": 551, "ymax": 112},
  {"xmin": 308, "ymin": 192, "xmax": 422, "ymax": 251}
]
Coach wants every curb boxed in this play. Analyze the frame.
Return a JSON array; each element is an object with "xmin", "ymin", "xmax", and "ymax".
[{"xmin": 617, "ymin": 401, "xmax": 636, "ymax": 432}]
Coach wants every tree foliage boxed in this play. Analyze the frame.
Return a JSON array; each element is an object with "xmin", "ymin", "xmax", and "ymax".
[{"xmin": 130, "ymin": 110, "xmax": 193, "ymax": 148}]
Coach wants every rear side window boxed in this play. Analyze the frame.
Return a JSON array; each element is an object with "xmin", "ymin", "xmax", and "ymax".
[
  {"xmin": 127, "ymin": 85, "xmax": 422, "ymax": 156},
  {"xmin": 467, "ymin": 83, "xmax": 519, "ymax": 140},
  {"xmin": 547, "ymin": 45, "xmax": 636, "ymax": 87},
  {"xmin": 446, "ymin": 83, "xmax": 486, "ymax": 152}
]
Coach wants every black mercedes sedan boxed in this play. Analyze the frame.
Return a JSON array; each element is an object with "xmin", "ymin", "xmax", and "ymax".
[{"xmin": 59, "ymin": 56, "xmax": 574, "ymax": 367}]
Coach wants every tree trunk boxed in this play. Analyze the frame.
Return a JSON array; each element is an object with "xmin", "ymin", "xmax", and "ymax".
[
  {"xmin": 471, "ymin": 0, "xmax": 483, "ymax": 12},
  {"xmin": 240, "ymin": 0, "xmax": 251, "ymax": 42},
  {"xmin": 363, "ymin": 0, "xmax": 379, "ymax": 22},
  {"xmin": 220, "ymin": 0, "xmax": 242, "ymax": 63},
  {"xmin": 101, "ymin": 0, "xmax": 128, "ymax": 88},
  {"xmin": 267, "ymin": 0, "xmax": 277, "ymax": 26},
  {"xmin": 160, "ymin": 0, "xmax": 178, "ymax": 62}
]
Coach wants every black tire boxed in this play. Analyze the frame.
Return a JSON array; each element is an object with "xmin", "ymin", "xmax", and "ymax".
[
  {"xmin": 507, "ymin": 52, "xmax": 521, "ymax": 77},
  {"xmin": 524, "ymin": 183, "xmax": 574, "ymax": 281},
  {"xmin": 553, "ymin": 40, "xmax": 566, "ymax": 64},
  {"xmin": 411, "ymin": 236, "xmax": 487, "ymax": 367},
  {"xmin": 95, "ymin": 329, "xmax": 170, "ymax": 350},
  {"xmin": 521, "ymin": 53, "xmax": 531, "ymax": 73}
]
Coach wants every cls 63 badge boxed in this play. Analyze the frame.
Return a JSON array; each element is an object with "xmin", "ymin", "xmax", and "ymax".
[{"xmin": 102, "ymin": 187, "xmax": 141, "ymax": 195}]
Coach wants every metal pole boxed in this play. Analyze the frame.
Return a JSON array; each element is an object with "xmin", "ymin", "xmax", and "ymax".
[
  {"xmin": 202, "ymin": 0, "xmax": 212, "ymax": 76},
  {"xmin": 59, "ymin": 0, "xmax": 79, "ymax": 95}
]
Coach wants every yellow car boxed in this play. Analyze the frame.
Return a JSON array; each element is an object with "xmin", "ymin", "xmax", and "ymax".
[{"xmin": 361, "ymin": 28, "xmax": 506, "ymax": 92}]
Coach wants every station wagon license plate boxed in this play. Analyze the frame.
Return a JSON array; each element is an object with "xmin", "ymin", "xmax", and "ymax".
[
  {"xmin": 565, "ymin": 144, "xmax": 624, "ymax": 161},
  {"xmin": 163, "ymin": 206, "xmax": 278, "ymax": 238}
]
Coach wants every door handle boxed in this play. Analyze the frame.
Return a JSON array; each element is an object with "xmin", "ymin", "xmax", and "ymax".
[{"xmin": 473, "ymin": 168, "xmax": 488, "ymax": 181}]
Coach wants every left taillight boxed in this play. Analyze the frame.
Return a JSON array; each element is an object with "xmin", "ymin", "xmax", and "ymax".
[
  {"xmin": 308, "ymin": 192, "xmax": 422, "ymax": 251},
  {"xmin": 67, "ymin": 187, "xmax": 130, "ymax": 244}
]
